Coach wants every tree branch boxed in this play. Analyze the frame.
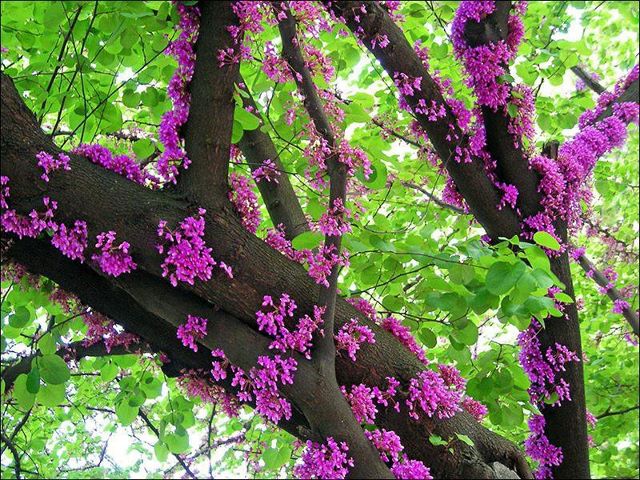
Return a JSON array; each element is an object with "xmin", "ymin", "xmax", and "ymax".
[
  {"xmin": 461, "ymin": 1, "xmax": 542, "ymax": 221},
  {"xmin": 177, "ymin": 1, "xmax": 240, "ymax": 202},
  {"xmin": 1, "ymin": 71, "xmax": 531, "ymax": 478},
  {"xmin": 138, "ymin": 409, "xmax": 197, "ymax": 479},
  {"xmin": 237, "ymin": 78, "xmax": 309, "ymax": 239},
  {"xmin": 571, "ymin": 66, "xmax": 606, "ymax": 94},
  {"xmin": 596, "ymin": 404, "xmax": 639, "ymax": 419},
  {"xmin": 0, "ymin": 430, "xmax": 22, "ymax": 480},
  {"xmin": 277, "ymin": 5, "xmax": 348, "ymax": 366},
  {"xmin": 325, "ymin": 1, "xmax": 521, "ymax": 240},
  {"xmin": 575, "ymin": 254, "xmax": 639, "ymax": 335}
]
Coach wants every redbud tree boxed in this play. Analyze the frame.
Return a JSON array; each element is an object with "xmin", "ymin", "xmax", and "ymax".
[{"xmin": 1, "ymin": 1, "xmax": 638, "ymax": 479}]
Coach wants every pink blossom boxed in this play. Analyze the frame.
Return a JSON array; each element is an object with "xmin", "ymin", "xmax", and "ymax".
[
  {"xmin": 157, "ymin": 209, "xmax": 219, "ymax": 286},
  {"xmin": 335, "ymin": 318, "xmax": 376, "ymax": 361},
  {"xmin": 229, "ymin": 172, "xmax": 261, "ymax": 233},
  {"xmin": 36, "ymin": 151, "xmax": 71, "ymax": 182},
  {"xmin": 612, "ymin": 299, "xmax": 630, "ymax": 314},
  {"xmin": 293, "ymin": 437, "xmax": 354, "ymax": 479},
  {"xmin": 405, "ymin": 369, "xmax": 462, "ymax": 420},
  {"xmin": 341, "ymin": 383, "xmax": 378, "ymax": 423},
  {"xmin": 51, "ymin": 220, "xmax": 88, "ymax": 262},
  {"xmin": 176, "ymin": 315, "xmax": 208, "ymax": 352},
  {"xmin": 365, "ymin": 428, "xmax": 403, "ymax": 462},
  {"xmin": 91, "ymin": 231, "xmax": 137, "ymax": 277},
  {"xmin": 251, "ymin": 158, "xmax": 281, "ymax": 183},
  {"xmin": 462, "ymin": 396, "xmax": 488, "ymax": 421},
  {"xmin": 390, "ymin": 455, "xmax": 433, "ymax": 480}
]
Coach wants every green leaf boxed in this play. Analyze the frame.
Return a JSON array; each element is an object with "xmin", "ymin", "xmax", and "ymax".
[
  {"xmin": 554, "ymin": 292, "xmax": 574, "ymax": 303},
  {"xmin": 428, "ymin": 435, "xmax": 448, "ymax": 446},
  {"xmin": 12, "ymin": 374, "xmax": 36, "ymax": 410},
  {"xmin": 115, "ymin": 401, "xmax": 139, "ymax": 426},
  {"xmin": 456, "ymin": 434, "xmax": 475, "ymax": 446},
  {"xmin": 418, "ymin": 327, "xmax": 437, "ymax": 348},
  {"xmin": 291, "ymin": 231, "xmax": 323, "ymax": 250},
  {"xmin": 38, "ymin": 383, "xmax": 66, "ymax": 407},
  {"xmin": 133, "ymin": 139, "xmax": 155, "ymax": 159},
  {"xmin": 165, "ymin": 431, "xmax": 189, "ymax": 454},
  {"xmin": 38, "ymin": 354, "xmax": 71, "ymax": 385},
  {"xmin": 38, "ymin": 334, "xmax": 57, "ymax": 355},
  {"xmin": 154, "ymin": 441, "xmax": 169, "ymax": 462},
  {"xmin": 533, "ymin": 231, "xmax": 561, "ymax": 251},
  {"xmin": 486, "ymin": 261, "xmax": 526, "ymax": 295},
  {"xmin": 235, "ymin": 106, "xmax": 261, "ymax": 131},
  {"xmin": 26, "ymin": 366, "xmax": 41, "ymax": 394},
  {"xmin": 100, "ymin": 362, "xmax": 119, "ymax": 383},
  {"xmin": 10, "ymin": 306, "xmax": 31, "ymax": 328},
  {"xmin": 231, "ymin": 119, "xmax": 243, "ymax": 143}
]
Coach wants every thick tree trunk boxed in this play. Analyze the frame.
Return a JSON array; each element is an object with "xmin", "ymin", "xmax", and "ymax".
[{"xmin": 0, "ymin": 72, "xmax": 528, "ymax": 478}]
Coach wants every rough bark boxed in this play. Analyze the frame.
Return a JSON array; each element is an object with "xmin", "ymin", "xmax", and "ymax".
[
  {"xmin": 576, "ymin": 254, "xmax": 639, "ymax": 335},
  {"xmin": 237, "ymin": 79, "xmax": 309, "ymax": 240},
  {"xmin": 325, "ymin": 1, "xmax": 521, "ymax": 240},
  {"xmin": 177, "ymin": 1, "xmax": 239, "ymax": 201},
  {"xmin": 0, "ymin": 71, "xmax": 529, "ymax": 478}
]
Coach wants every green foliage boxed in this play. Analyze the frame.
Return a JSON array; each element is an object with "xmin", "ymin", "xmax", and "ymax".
[{"xmin": 1, "ymin": 1, "xmax": 638, "ymax": 479}]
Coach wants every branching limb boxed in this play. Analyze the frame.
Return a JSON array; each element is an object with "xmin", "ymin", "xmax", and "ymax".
[
  {"xmin": 575, "ymin": 254, "xmax": 639, "ymax": 335},
  {"xmin": 325, "ymin": 1, "xmax": 521, "ymax": 240},
  {"xmin": 0, "ymin": 430, "xmax": 22, "ymax": 480},
  {"xmin": 237, "ymin": 78, "xmax": 309, "ymax": 239},
  {"xmin": 276, "ymin": 6, "xmax": 346, "ymax": 365},
  {"xmin": 571, "ymin": 66, "xmax": 606, "ymax": 94},
  {"xmin": 177, "ymin": 1, "xmax": 240, "ymax": 203},
  {"xmin": 460, "ymin": 1, "xmax": 542, "ymax": 220},
  {"xmin": 138, "ymin": 409, "xmax": 197, "ymax": 479}
]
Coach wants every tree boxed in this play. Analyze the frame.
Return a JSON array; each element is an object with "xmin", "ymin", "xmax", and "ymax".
[{"xmin": 1, "ymin": 1, "xmax": 638, "ymax": 479}]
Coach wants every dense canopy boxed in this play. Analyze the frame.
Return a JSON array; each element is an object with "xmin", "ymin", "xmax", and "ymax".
[{"xmin": 0, "ymin": 1, "xmax": 638, "ymax": 479}]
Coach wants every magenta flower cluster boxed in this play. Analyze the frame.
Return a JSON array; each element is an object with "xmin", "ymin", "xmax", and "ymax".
[
  {"xmin": 365, "ymin": 428, "xmax": 433, "ymax": 479},
  {"xmin": 1, "ymin": 178, "xmax": 57, "ymax": 239},
  {"xmin": 251, "ymin": 158, "xmax": 281, "ymax": 183},
  {"xmin": 81, "ymin": 310, "xmax": 139, "ymax": 353},
  {"xmin": 157, "ymin": 208, "xmax": 228, "ymax": 287},
  {"xmin": 293, "ymin": 437, "xmax": 354, "ymax": 479},
  {"xmin": 176, "ymin": 315, "xmax": 208, "ymax": 352},
  {"xmin": 406, "ymin": 369, "xmax": 463, "ymax": 420},
  {"xmin": 211, "ymin": 349, "xmax": 297, "ymax": 424},
  {"xmin": 177, "ymin": 369, "xmax": 240, "ymax": 418},
  {"xmin": 335, "ymin": 318, "xmax": 376, "ymax": 361},
  {"xmin": 156, "ymin": 2, "xmax": 200, "ymax": 183},
  {"xmin": 72, "ymin": 143, "xmax": 153, "ymax": 186},
  {"xmin": 51, "ymin": 220, "xmax": 88, "ymax": 262},
  {"xmin": 91, "ymin": 230, "xmax": 137, "ymax": 277},
  {"xmin": 256, "ymin": 294, "xmax": 325, "ymax": 359},
  {"xmin": 316, "ymin": 198, "xmax": 352, "ymax": 237},
  {"xmin": 36, "ymin": 151, "xmax": 71, "ymax": 182},
  {"xmin": 229, "ymin": 172, "xmax": 262, "ymax": 234},
  {"xmin": 524, "ymin": 414, "xmax": 563, "ymax": 480}
]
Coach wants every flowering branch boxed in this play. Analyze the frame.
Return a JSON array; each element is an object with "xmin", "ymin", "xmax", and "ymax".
[
  {"xmin": 325, "ymin": 1, "xmax": 521, "ymax": 240},
  {"xmin": 277, "ymin": 7, "xmax": 347, "ymax": 364},
  {"xmin": 575, "ymin": 253, "xmax": 639, "ymax": 335},
  {"xmin": 571, "ymin": 66, "xmax": 606, "ymax": 94},
  {"xmin": 177, "ymin": 1, "xmax": 240, "ymax": 202},
  {"xmin": 236, "ymin": 79, "xmax": 309, "ymax": 239}
]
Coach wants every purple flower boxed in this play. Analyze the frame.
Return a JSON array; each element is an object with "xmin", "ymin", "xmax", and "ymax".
[
  {"xmin": 176, "ymin": 315, "xmax": 208, "ymax": 352},
  {"xmin": 293, "ymin": 437, "xmax": 354, "ymax": 479},
  {"xmin": 91, "ymin": 231, "xmax": 137, "ymax": 277}
]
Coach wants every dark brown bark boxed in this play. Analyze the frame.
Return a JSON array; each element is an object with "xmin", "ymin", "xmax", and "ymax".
[
  {"xmin": 326, "ymin": 1, "xmax": 521, "ymax": 240},
  {"xmin": 0, "ymin": 71, "xmax": 528, "ymax": 478},
  {"xmin": 237, "ymin": 79, "xmax": 309, "ymax": 240},
  {"xmin": 177, "ymin": 1, "xmax": 239, "ymax": 201},
  {"xmin": 576, "ymin": 254, "xmax": 639, "ymax": 335}
]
